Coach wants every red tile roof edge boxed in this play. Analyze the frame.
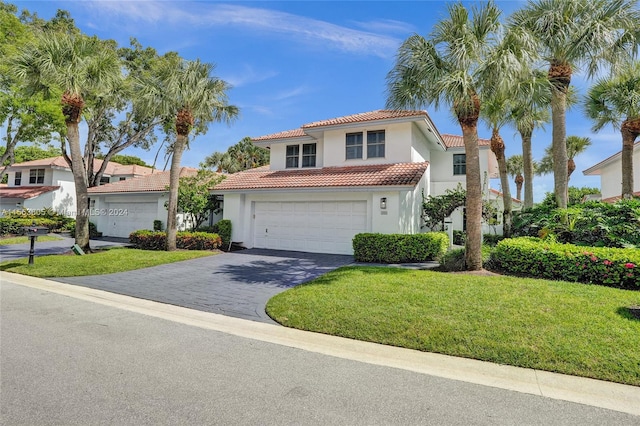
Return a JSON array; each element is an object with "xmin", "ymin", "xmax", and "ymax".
[{"xmin": 0, "ymin": 186, "xmax": 61, "ymax": 199}]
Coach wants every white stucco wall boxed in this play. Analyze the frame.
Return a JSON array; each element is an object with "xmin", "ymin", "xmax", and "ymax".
[{"xmin": 597, "ymin": 148, "xmax": 640, "ymax": 199}]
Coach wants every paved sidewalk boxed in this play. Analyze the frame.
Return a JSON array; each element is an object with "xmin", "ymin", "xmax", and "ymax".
[{"xmin": 53, "ymin": 249, "xmax": 354, "ymax": 323}]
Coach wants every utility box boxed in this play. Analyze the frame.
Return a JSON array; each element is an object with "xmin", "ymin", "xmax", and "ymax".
[{"xmin": 23, "ymin": 226, "xmax": 49, "ymax": 237}]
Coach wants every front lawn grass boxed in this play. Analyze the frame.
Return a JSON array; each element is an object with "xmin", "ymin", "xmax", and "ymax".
[
  {"xmin": 266, "ymin": 266, "xmax": 640, "ymax": 386},
  {"xmin": 0, "ymin": 247, "xmax": 215, "ymax": 277},
  {"xmin": 0, "ymin": 235, "xmax": 62, "ymax": 245}
]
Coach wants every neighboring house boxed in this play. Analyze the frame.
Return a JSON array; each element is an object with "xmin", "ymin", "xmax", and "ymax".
[
  {"xmin": 88, "ymin": 167, "xmax": 209, "ymax": 238},
  {"xmin": 582, "ymin": 141, "xmax": 640, "ymax": 202},
  {"xmin": 212, "ymin": 110, "xmax": 500, "ymax": 255},
  {"xmin": 0, "ymin": 156, "xmax": 154, "ymax": 216}
]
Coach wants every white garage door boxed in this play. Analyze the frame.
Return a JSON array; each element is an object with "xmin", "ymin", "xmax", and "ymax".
[
  {"xmin": 105, "ymin": 202, "xmax": 157, "ymax": 238},
  {"xmin": 254, "ymin": 201, "xmax": 367, "ymax": 255}
]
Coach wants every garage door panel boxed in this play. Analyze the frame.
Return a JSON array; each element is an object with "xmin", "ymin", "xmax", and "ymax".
[
  {"xmin": 106, "ymin": 202, "xmax": 157, "ymax": 238},
  {"xmin": 254, "ymin": 201, "xmax": 367, "ymax": 255}
]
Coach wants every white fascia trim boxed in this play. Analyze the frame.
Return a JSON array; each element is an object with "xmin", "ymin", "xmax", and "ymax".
[
  {"xmin": 211, "ymin": 185, "xmax": 415, "ymax": 194},
  {"xmin": 253, "ymin": 135, "xmax": 316, "ymax": 148}
]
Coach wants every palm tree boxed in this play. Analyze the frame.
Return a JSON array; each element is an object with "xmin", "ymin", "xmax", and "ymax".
[
  {"xmin": 537, "ymin": 135, "xmax": 592, "ymax": 182},
  {"xmin": 203, "ymin": 137, "xmax": 269, "ymax": 173},
  {"xmin": 585, "ymin": 61, "xmax": 640, "ymax": 198},
  {"xmin": 510, "ymin": 0, "xmax": 639, "ymax": 209},
  {"xmin": 13, "ymin": 32, "xmax": 121, "ymax": 251},
  {"xmin": 506, "ymin": 155, "xmax": 525, "ymax": 201},
  {"xmin": 386, "ymin": 1, "xmax": 503, "ymax": 270},
  {"xmin": 139, "ymin": 57, "xmax": 238, "ymax": 250}
]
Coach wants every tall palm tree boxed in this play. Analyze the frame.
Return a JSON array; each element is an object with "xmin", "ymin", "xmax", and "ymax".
[
  {"xmin": 585, "ymin": 61, "xmax": 640, "ymax": 198},
  {"xmin": 538, "ymin": 135, "xmax": 592, "ymax": 182},
  {"xmin": 13, "ymin": 32, "xmax": 121, "ymax": 251},
  {"xmin": 511, "ymin": 0, "xmax": 639, "ymax": 209},
  {"xmin": 386, "ymin": 1, "xmax": 503, "ymax": 270},
  {"xmin": 506, "ymin": 155, "xmax": 525, "ymax": 202},
  {"xmin": 139, "ymin": 57, "xmax": 238, "ymax": 250}
]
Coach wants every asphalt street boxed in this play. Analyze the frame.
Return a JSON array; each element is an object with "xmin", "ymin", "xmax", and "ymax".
[{"xmin": 2, "ymin": 280, "xmax": 638, "ymax": 425}]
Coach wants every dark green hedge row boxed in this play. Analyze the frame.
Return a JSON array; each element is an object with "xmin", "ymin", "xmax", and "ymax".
[
  {"xmin": 129, "ymin": 230, "xmax": 222, "ymax": 250},
  {"xmin": 0, "ymin": 218, "xmax": 60, "ymax": 235},
  {"xmin": 353, "ymin": 232, "xmax": 448, "ymax": 263},
  {"xmin": 490, "ymin": 237, "xmax": 640, "ymax": 289},
  {"xmin": 68, "ymin": 221, "xmax": 102, "ymax": 238},
  {"xmin": 196, "ymin": 220, "xmax": 232, "ymax": 249}
]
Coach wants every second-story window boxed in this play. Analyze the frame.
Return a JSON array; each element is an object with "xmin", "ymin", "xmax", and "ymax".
[
  {"xmin": 14, "ymin": 171, "xmax": 22, "ymax": 186},
  {"xmin": 29, "ymin": 168, "xmax": 45, "ymax": 184},
  {"xmin": 286, "ymin": 145, "xmax": 299, "ymax": 168},
  {"xmin": 367, "ymin": 130, "xmax": 385, "ymax": 158},
  {"xmin": 453, "ymin": 154, "xmax": 466, "ymax": 175},
  {"xmin": 100, "ymin": 176, "xmax": 110, "ymax": 185},
  {"xmin": 346, "ymin": 132, "xmax": 363, "ymax": 160},
  {"xmin": 302, "ymin": 143, "xmax": 316, "ymax": 167}
]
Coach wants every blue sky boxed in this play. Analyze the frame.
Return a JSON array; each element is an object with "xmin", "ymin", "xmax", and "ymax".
[{"xmin": 13, "ymin": 0, "xmax": 620, "ymax": 200}]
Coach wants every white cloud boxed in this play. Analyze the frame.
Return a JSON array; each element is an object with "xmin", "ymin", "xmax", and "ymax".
[
  {"xmin": 351, "ymin": 18, "xmax": 416, "ymax": 35},
  {"xmin": 84, "ymin": 1, "xmax": 401, "ymax": 58},
  {"xmin": 222, "ymin": 65, "xmax": 279, "ymax": 88}
]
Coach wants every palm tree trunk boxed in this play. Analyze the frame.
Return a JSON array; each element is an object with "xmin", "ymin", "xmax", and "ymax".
[
  {"xmin": 166, "ymin": 135, "xmax": 187, "ymax": 251},
  {"xmin": 621, "ymin": 120, "xmax": 638, "ymax": 198},
  {"xmin": 66, "ymin": 121, "xmax": 91, "ymax": 252},
  {"xmin": 520, "ymin": 129, "xmax": 534, "ymax": 209},
  {"xmin": 515, "ymin": 175, "xmax": 524, "ymax": 202},
  {"xmin": 549, "ymin": 63, "xmax": 570, "ymax": 209},
  {"xmin": 490, "ymin": 129, "xmax": 512, "ymax": 238},
  {"xmin": 461, "ymin": 124, "xmax": 483, "ymax": 271}
]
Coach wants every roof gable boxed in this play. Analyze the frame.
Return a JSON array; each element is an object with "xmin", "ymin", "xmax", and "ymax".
[{"xmin": 88, "ymin": 167, "xmax": 199, "ymax": 194}]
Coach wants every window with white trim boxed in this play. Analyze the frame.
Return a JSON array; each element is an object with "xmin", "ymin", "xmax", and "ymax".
[
  {"xmin": 346, "ymin": 132, "xmax": 363, "ymax": 159},
  {"xmin": 367, "ymin": 130, "xmax": 385, "ymax": 158},
  {"xmin": 29, "ymin": 168, "xmax": 45, "ymax": 184},
  {"xmin": 453, "ymin": 154, "xmax": 466, "ymax": 175},
  {"xmin": 286, "ymin": 145, "xmax": 299, "ymax": 168},
  {"xmin": 302, "ymin": 143, "xmax": 316, "ymax": 167},
  {"xmin": 14, "ymin": 171, "xmax": 22, "ymax": 186}
]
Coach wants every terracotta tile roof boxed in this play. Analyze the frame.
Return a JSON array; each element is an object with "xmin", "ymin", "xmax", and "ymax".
[
  {"xmin": 601, "ymin": 192, "xmax": 640, "ymax": 203},
  {"xmin": 489, "ymin": 188, "xmax": 522, "ymax": 204},
  {"xmin": 0, "ymin": 186, "xmax": 60, "ymax": 199},
  {"xmin": 214, "ymin": 162, "xmax": 429, "ymax": 191},
  {"xmin": 88, "ymin": 167, "xmax": 199, "ymax": 194},
  {"xmin": 252, "ymin": 110, "xmax": 433, "ymax": 142},
  {"xmin": 441, "ymin": 134, "xmax": 491, "ymax": 148},
  {"xmin": 302, "ymin": 109, "xmax": 430, "ymax": 129},
  {"xmin": 7, "ymin": 156, "xmax": 154, "ymax": 177},
  {"xmin": 253, "ymin": 128, "xmax": 307, "ymax": 142}
]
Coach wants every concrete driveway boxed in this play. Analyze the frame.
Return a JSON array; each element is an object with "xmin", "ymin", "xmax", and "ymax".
[{"xmin": 53, "ymin": 249, "xmax": 354, "ymax": 324}]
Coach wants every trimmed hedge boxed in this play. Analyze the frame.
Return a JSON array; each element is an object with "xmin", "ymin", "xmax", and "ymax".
[
  {"xmin": 490, "ymin": 237, "xmax": 640, "ymax": 289},
  {"xmin": 212, "ymin": 219, "xmax": 232, "ymax": 248},
  {"xmin": 353, "ymin": 232, "xmax": 448, "ymax": 263},
  {"xmin": 0, "ymin": 218, "xmax": 59, "ymax": 235},
  {"xmin": 68, "ymin": 221, "xmax": 102, "ymax": 238},
  {"xmin": 129, "ymin": 230, "xmax": 222, "ymax": 251}
]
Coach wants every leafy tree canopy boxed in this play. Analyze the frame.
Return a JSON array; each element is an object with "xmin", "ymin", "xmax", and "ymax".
[
  {"xmin": 168, "ymin": 169, "xmax": 225, "ymax": 231},
  {"xmin": 201, "ymin": 136, "xmax": 269, "ymax": 173},
  {"xmin": 540, "ymin": 186, "xmax": 601, "ymax": 207},
  {"xmin": 95, "ymin": 153, "xmax": 150, "ymax": 167}
]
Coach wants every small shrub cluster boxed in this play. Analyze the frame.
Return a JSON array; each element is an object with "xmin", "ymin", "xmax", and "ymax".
[
  {"xmin": 439, "ymin": 245, "xmax": 493, "ymax": 272},
  {"xmin": 198, "ymin": 220, "xmax": 232, "ymax": 249},
  {"xmin": 512, "ymin": 199, "xmax": 640, "ymax": 248},
  {"xmin": 0, "ymin": 208, "xmax": 73, "ymax": 235},
  {"xmin": 482, "ymin": 233, "xmax": 504, "ymax": 247},
  {"xmin": 68, "ymin": 221, "xmax": 102, "ymax": 238},
  {"xmin": 490, "ymin": 237, "xmax": 640, "ymax": 289},
  {"xmin": 453, "ymin": 230, "xmax": 466, "ymax": 246},
  {"xmin": 353, "ymin": 232, "xmax": 448, "ymax": 263},
  {"xmin": 129, "ymin": 230, "xmax": 222, "ymax": 251}
]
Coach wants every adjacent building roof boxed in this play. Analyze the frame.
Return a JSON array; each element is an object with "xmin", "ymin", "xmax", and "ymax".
[
  {"xmin": 583, "ymin": 141, "xmax": 640, "ymax": 175},
  {"xmin": 8, "ymin": 156, "xmax": 154, "ymax": 177},
  {"xmin": 0, "ymin": 186, "xmax": 60, "ymax": 199},
  {"xmin": 601, "ymin": 192, "xmax": 640, "ymax": 203},
  {"xmin": 489, "ymin": 188, "xmax": 522, "ymax": 204},
  {"xmin": 88, "ymin": 167, "xmax": 199, "ymax": 194},
  {"xmin": 441, "ymin": 134, "xmax": 491, "ymax": 149},
  {"xmin": 213, "ymin": 162, "xmax": 429, "ymax": 191}
]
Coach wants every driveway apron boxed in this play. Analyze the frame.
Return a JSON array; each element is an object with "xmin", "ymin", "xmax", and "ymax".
[{"xmin": 52, "ymin": 249, "xmax": 353, "ymax": 324}]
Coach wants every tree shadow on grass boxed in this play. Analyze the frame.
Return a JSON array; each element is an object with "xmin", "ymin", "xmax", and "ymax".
[
  {"xmin": 617, "ymin": 306, "xmax": 640, "ymax": 321},
  {"xmin": 0, "ymin": 262, "xmax": 25, "ymax": 271}
]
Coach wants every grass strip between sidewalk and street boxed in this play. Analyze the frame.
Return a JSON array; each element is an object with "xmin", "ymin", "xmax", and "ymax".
[
  {"xmin": 0, "ymin": 235, "xmax": 62, "ymax": 245},
  {"xmin": 0, "ymin": 247, "xmax": 215, "ymax": 277},
  {"xmin": 266, "ymin": 266, "xmax": 640, "ymax": 386}
]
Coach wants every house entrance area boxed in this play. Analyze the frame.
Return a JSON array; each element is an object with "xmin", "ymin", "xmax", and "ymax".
[{"xmin": 253, "ymin": 201, "xmax": 367, "ymax": 255}]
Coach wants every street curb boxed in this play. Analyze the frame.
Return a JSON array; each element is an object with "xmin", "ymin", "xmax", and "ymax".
[{"xmin": 2, "ymin": 271, "xmax": 639, "ymax": 416}]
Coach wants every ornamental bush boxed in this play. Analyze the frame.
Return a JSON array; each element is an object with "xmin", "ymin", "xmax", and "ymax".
[
  {"xmin": 353, "ymin": 232, "xmax": 448, "ymax": 263},
  {"xmin": 212, "ymin": 219, "xmax": 232, "ymax": 249},
  {"xmin": 0, "ymin": 218, "xmax": 59, "ymax": 235},
  {"xmin": 129, "ymin": 230, "xmax": 222, "ymax": 251},
  {"xmin": 0, "ymin": 208, "xmax": 74, "ymax": 235},
  {"xmin": 490, "ymin": 237, "xmax": 640, "ymax": 289}
]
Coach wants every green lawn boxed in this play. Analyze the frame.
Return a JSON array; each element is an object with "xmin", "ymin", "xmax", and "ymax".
[
  {"xmin": 0, "ymin": 247, "xmax": 215, "ymax": 277},
  {"xmin": 0, "ymin": 235, "xmax": 62, "ymax": 245},
  {"xmin": 266, "ymin": 266, "xmax": 640, "ymax": 386}
]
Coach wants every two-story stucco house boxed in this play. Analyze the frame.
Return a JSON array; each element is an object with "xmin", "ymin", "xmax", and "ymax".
[
  {"xmin": 0, "ymin": 156, "xmax": 154, "ymax": 216},
  {"xmin": 583, "ymin": 141, "xmax": 640, "ymax": 202},
  {"xmin": 212, "ymin": 110, "xmax": 500, "ymax": 255}
]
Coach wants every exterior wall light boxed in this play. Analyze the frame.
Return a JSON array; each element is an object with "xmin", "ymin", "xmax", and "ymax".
[{"xmin": 380, "ymin": 197, "xmax": 387, "ymax": 210}]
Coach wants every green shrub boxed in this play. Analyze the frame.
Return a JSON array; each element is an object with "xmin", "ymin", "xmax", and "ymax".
[
  {"xmin": 211, "ymin": 219, "xmax": 232, "ymax": 249},
  {"xmin": 0, "ymin": 218, "xmax": 58, "ymax": 235},
  {"xmin": 482, "ymin": 233, "xmax": 504, "ymax": 247},
  {"xmin": 129, "ymin": 230, "xmax": 222, "ymax": 251},
  {"xmin": 453, "ymin": 230, "xmax": 466, "ymax": 246},
  {"xmin": 439, "ymin": 248, "xmax": 466, "ymax": 271},
  {"xmin": 353, "ymin": 232, "xmax": 448, "ymax": 263},
  {"xmin": 490, "ymin": 237, "xmax": 640, "ymax": 289},
  {"xmin": 0, "ymin": 208, "xmax": 73, "ymax": 235},
  {"xmin": 153, "ymin": 220, "xmax": 163, "ymax": 231}
]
